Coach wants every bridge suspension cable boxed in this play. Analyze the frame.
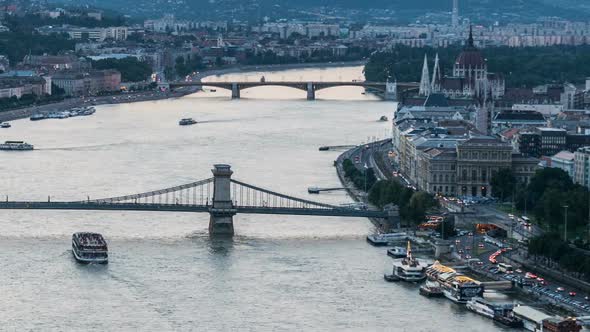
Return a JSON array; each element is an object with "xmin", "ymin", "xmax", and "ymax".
[
  {"xmin": 78, "ymin": 178, "xmax": 215, "ymax": 205},
  {"xmin": 230, "ymin": 179, "xmax": 339, "ymax": 210}
]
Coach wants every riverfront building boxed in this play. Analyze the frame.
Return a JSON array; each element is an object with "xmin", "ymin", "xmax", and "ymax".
[{"xmin": 52, "ymin": 70, "xmax": 121, "ymax": 96}]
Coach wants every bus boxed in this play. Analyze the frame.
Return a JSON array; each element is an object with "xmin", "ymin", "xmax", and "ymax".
[
  {"xmin": 521, "ymin": 216, "xmax": 531, "ymax": 226},
  {"xmin": 498, "ymin": 263, "xmax": 514, "ymax": 274}
]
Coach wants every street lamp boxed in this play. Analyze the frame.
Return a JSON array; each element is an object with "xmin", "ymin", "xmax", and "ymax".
[{"xmin": 563, "ymin": 205, "xmax": 569, "ymax": 242}]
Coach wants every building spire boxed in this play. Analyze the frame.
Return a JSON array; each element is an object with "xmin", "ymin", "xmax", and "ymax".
[
  {"xmin": 431, "ymin": 53, "xmax": 441, "ymax": 93},
  {"xmin": 419, "ymin": 54, "xmax": 431, "ymax": 96},
  {"xmin": 467, "ymin": 25, "xmax": 474, "ymax": 47}
]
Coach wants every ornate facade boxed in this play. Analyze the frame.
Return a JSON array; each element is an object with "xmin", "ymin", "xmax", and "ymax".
[{"xmin": 419, "ymin": 26, "xmax": 505, "ymax": 101}]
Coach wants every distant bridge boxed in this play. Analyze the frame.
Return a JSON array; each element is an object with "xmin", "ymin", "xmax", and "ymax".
[
  {"xmin": 164, "ymin": 80, "xmax": 419, "ymax": 100},
  {"xmin": 0, "ymin": 164, "xmax": 398, "ymax": 237}
]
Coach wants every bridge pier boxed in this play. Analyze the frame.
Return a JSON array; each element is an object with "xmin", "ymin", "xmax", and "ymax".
[
  {"xmin": 306, "ymin": 83, "xmax": 315, "ymax": 101},
  {"xmin": 209, "ymin": 164, "xmax": 237, "ymax": 237},
  {"xmin": 231, "ymin": 83, "xmax": 240, "ymax": 99}
]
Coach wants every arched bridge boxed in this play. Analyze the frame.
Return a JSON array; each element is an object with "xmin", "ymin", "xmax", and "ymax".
[
  {"xmin": 166, "ymin": 80, "xmax": 419, "ymax": 100},
  {"xmin": 0, "ymin": 164, "xmax": 398, "ymax": 237}
]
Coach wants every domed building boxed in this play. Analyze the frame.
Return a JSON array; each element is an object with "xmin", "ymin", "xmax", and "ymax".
[{"xmin": 420, "ymin": 26, "xmax": 505, "ymax": 101}]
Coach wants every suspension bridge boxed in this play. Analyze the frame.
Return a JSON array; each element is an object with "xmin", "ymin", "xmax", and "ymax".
[{"xmin": 0, "ymin": 164, "xmax": 399, "ymax": 236}]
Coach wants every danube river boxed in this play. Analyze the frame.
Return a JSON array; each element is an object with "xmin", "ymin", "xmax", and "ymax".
[{"xmin": 0, "ymin": 66, "xmax": 510, "ymax": 331}]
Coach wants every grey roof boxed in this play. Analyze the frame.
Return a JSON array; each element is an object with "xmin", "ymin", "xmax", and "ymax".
[{"xmin": 424, "ymin": 93, "xmax": 450, "ymax": 107}]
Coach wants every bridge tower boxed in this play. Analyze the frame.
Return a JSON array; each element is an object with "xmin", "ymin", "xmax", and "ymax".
[
  {"xmin": 231, "ymin": 83, "xmax": 240, "ymax": 99},
  {"xmin": 209, "ymin": 164, "xmax": 237, "ymax": 236},
  {"xmin": 385, "ymin": 80, "xmax": 397, "ymax": 101},
  {"xmin": 306, "ymin": 82, "xmax": 315, "ymax": 100}
]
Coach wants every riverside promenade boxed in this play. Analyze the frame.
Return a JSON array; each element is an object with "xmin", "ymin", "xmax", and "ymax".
[
  {"xmin": 0, "ymin": 87, "xmax": 199, "ymax": 122},
  {"xmin": 334, "ymin": 139, "xmax": 397, "ymax": 231}
]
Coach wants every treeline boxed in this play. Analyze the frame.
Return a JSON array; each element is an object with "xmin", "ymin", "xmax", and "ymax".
[
  {"xmin": 492, "ymin": 167, "xmax": 590, "ymax": 238},
  {"xmin": 342, "ymin": 159, "xmax": 377, "ymax": 191},
  {"xmin": 92, "ymin": 57, "xmax": 152, "ymax": 82},
  {"xmin": 174, "ymin": 55, "xmax": 205, "ymax": 77},
  {"xmin": 529, "ymin": 233, "xmax": 590, "ymax": 281},
  {"xmin": 0, "ymin": 32, "xmax": 75, "ymax": 64},
  {"xmin": 368, "ymin": 180, "xmax": 437, "ymax": 225},
  {"xmin": 364, "ymin": 44, "xmax": 590, "ymax": 87},
  {"xmin": 243, "ymin": 48, "xmax": 369, "ymax": 66}
]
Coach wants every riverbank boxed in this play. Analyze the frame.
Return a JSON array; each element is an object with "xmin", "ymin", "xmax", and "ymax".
[
  {"xmin": 334, "ymin": 139, "xmax": 395, "ymax": 231},
  {"xmin": 0, "ymin": 87, "xmax": 199, "ymax": 123}
]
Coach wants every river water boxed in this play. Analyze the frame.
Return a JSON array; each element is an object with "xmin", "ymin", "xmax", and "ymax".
[{"xmin": 0, "ymin": 66, "xmax": 510, "ymax": 331}]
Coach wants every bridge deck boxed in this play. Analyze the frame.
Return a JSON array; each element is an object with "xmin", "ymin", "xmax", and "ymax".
[{"xmin": 0, "ymin": 202, "xmax": 388, "ymax": 218}]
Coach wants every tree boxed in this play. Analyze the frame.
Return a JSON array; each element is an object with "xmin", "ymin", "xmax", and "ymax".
[
  {"xmin": 406, "ymin": 191, "xmax": 437, "ymax": 224},
  {"xmin": 92, "ymin": 57, "xmax": 152, "ymax": 82},
  {"xmin": 490, "ymin": 168, "xmax": 516, "ymax": 201}
]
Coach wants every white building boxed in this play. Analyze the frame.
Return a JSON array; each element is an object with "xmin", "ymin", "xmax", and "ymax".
[
  {"xmin": 574, "ymin": 146, "xmax": 590, "ymax": 188},
  {"xmin": 550, "ymin": 150, "xmax": 575, "ymax": 178}
]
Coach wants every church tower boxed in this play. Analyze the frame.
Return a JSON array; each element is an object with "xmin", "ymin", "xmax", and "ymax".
[
  {"xmin": 431, "ymin": 53, "xmax": 441, "ymax": 93},
  {"xmin": 419, "ymin": 54, "xmax": 431, "ymax": 96}
]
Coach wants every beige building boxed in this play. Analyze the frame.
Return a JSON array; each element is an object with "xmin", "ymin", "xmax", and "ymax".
[
  {"xmin": 412, "ymin": 136, "xmax": 538, "ymax": 197},
  {"xmin": 52, "ymin": 70, "xmax": 121, "ymax": 96}
]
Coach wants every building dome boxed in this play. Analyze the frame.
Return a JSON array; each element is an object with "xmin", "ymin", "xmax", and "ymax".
[{"xmin": 455, "ymin": 27, "xmax": 486, "ymax": 68}]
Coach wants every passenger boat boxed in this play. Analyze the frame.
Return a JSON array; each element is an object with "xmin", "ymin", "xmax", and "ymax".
[
  {"xmin": 466, "ymin": 297, "xmax": 497, "ymax": 319},
  {"xmin": 419, "ymin": 280, "xmax": 444, "ymax": 297},
  {"xmin": 0, "ymin": 141, "xmax": 34, "ymax": 151},
  {"xmin": 387, "ymin": 246, "xmax": 407, "ymax": 258},
  {"xmin": 366, "ymin": 232, "xmax": 407, "ymax": 246},
  {"xmin": 30, "ymin": 113, "xmax": 46, "ymax": 121},
  {"xmin": 440, "ymin": 274, "xmax": 483, "ymax": 304},
  {"xmin": 71, "ymin": 232, "xmax": 108, "ymax": 264},
  {"xmin": 385, "ymin": 242, "xmax": 427, "ymax": 282},
  {"xmin": 0, "ymin": 122, "xmax": 11, "ymax": 128},
  {"xmin": 179, "ymin": 118, "xmax": 197, "ymax": 126}
]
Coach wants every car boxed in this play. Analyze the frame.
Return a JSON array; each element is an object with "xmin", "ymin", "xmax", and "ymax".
[
  {"xmin": 476, "ymin": 261, "xmax": 484, "ymax": 266},
  {"xmin": 585, "ymin": 296, "xmax": 590, "ymax": 301},
  {"xmin": 468, "ymin": 232, "xmax": 473, "ymax": 236},
  {"xmin": 525, "ymin": 272, "xmax": 538, "ymax": 279},
  {"xmin": 458, "ymin": 249, "xmax": 464, "ymax": 254},
  {"xmin": 455, "ymin": 239, "xmax": 461, "ymax": 244},
  {"xmin": 556, "ymin": 287, "xmax": 565, "ymax": 292},
  {"xmin": 536, "ymin": 277, "xmax": 544, "ymax": 282},
  {"xmin": 570, "ymin": 291, "xmax": 577, "ymax": 297},
  {"xmin": 540, "ymin": 281, "xmax": 548, "ymax": 286},
  {"xmin": 478, "ymin": 243, "xmax": 485, "ymax": 248},
  {"xmin": 515, "ymin": 269, "xmax": 523, "ymax": 274},
  {"xmin": 465, "ymin": 254, "xmax": 472, "ymax": 259}
]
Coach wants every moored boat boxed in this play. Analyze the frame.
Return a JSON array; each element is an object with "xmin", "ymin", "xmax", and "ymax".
[
  {"xmin": 388, "ymin": 241, "xmax": 428, "ymax": 282},
  {"xmin": 0, "ymin": 122, "xmax": 11, "ymax": 128},
  {"xmin": 466, "ymin": 297, "xmax": 496, "ymax": 319},
  {"xmin": 0, "ymin": 141, "xmax": 34, "ymax": 151},
  {"xmin": 419, "ymin": 280, "xmax": 444, "ymax": 297},
  {"xmin": 71, "ymin": 232, "xmax": 108, "ymax": 264},
  {"xmin": 387, "ymin": 246, "xmax": 407, "ymax": 258},
  {"xmin": 366, "ymin": 232, "xmax": 407, "ymax": 246},
  {"xmin": 30, "ymin": 113, "xmax": 46, "ymax": 121}
]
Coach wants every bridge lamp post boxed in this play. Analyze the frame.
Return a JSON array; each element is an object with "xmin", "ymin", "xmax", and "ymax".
[{"xmin": 363, "ymin": 163, "xmax": 369, "ymax": 194}]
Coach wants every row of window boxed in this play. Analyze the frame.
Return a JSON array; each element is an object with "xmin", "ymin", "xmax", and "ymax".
[{"xmin": 459, "ymin": 151, "xmax": 511, "ymax": 160}]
